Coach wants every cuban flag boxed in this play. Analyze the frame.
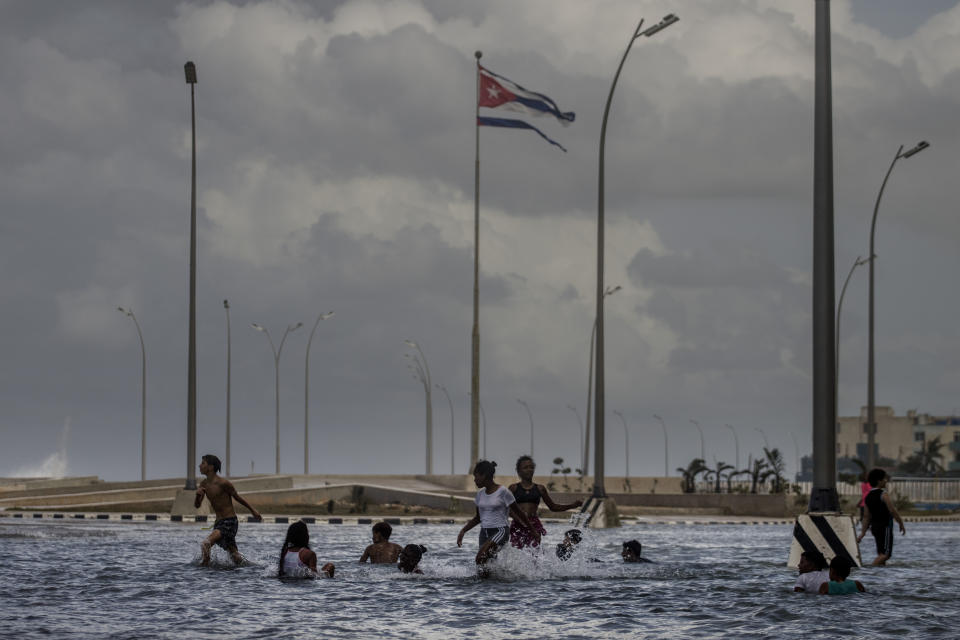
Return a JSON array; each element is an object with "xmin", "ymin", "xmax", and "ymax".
[{"xmin": 477, "ymin": 65, "xmax": 575, "ymax": 152}]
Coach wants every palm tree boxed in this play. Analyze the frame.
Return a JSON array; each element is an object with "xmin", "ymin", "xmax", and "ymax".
[
  {"xmin": 763, "ymin": 447, "xmax": 787, "ymax": 493},
  {"xmin": 726, "ymin": 468, "xmax": 750, "ymax": 493},
  {"xmin": 712, "ymin": 462, "xmax": 734, "ymax": 493},
  {"xmin": 747, "ymin": 458, "xmax": 769, "ymax": 494},
  {"xmin": 677, "ymin": 458, "xmax": 707, "ymax": 493},
  {"xmin": 920, "ymin": 437, "xmax": 946, "ymax": 476}
]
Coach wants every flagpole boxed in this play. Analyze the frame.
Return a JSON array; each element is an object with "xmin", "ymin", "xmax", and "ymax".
[{"xmin": 470, "ymin": 51, "xmax": 482, "ymax": 472}]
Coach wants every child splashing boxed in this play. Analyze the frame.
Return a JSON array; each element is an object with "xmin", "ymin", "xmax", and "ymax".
[{"xmin": 457, "ymin": 460, "xmax": 541, "ymax": 566}]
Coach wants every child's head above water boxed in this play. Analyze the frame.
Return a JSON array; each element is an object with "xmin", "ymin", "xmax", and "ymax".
[
  {"xmin": 829, "ymin": 556, "xmax": 853, "ymax": 581},
  {"xmin": 372, "ymin": 521, "xmax": 393, "ymax": 542},
  {"xmin": 622, "ymin": 539, "xmax": 643, "ymax": 562},
  {"xmin": 799, "ymin": 550, "xmax": 827, "ymax": 573},
  {"xmin": 398, "ymin": 544, "xmax": 427, "ymax": 573},
  {"xmin": 564, "ymin": 529, "xmax": 582, "ymax": 545}
]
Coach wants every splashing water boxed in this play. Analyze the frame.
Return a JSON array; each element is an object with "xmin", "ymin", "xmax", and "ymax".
[{"xmin": 8, "ymin": 417, "xmax": 71, "ymax": 478}]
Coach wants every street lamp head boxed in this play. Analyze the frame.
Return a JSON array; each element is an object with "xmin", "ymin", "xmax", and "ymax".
[
  {"xmin": 475, "ymin": 51, "xmax": 482, "ymax": 60},
  {"xmin": 117, "ymin": 306, "xmax": 131, "ymax": 316},
  {"xmin": 901, "ymin": 140, "xmax": 930, "ymax": 158},
  {"xmin": 614, "ymin": 410, "xmax": 623, "ymax": 418},
  {"xmin": 642, "ymin": 14, "xmax": 679, "ymax": 37},
  {"xmin": 223, "ymin": 299, "xmax": 229, "ymax": 309},
  {"xmin": 404, "ymin": 339, "xmax": 417, "ymax": 348},
  {"xmin": 321, "ymin": 311, "xmax": 335, "ymax": 320},
  {"xmin": 603, "ymin": 285, "xmax": 622, "ymax": 298},
  {"xmin": 251, "ymin": 323, "xmax": 264, "ymax": 332},
  {"xmin": 184, "ymin": 61, "xmax": 197, "ymax": 84}
]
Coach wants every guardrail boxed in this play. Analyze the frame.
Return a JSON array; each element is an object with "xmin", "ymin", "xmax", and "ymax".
[{"xmin": 693, "ymin": 478, "xmax": 960, "ymax": 502}]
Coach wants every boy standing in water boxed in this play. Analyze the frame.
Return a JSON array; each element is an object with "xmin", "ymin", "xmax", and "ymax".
[
  {"xmin": 194, "ymin": 454, "xmax": 262, "ymax": 566},
  {"xmin": 359, "ymin": 521, "xmax": 403, "ymax": 564},
  {"xmin": 856, "ymin": 468, "xmax": 905, "ymax": 566}
]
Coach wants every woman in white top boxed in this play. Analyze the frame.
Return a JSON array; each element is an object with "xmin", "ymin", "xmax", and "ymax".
[
  {"xmin": 457, "ymin": 460, "xmax": 540, "ymax": 564},
  {"xmin": 278, "ymin": 521, "xmax": 335, "ymax": 578}
]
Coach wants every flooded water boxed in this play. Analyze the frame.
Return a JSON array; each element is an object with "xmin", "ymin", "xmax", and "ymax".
[{"xmin": 0, "ymin": 517, "xmax": 957, "ymax": 638}]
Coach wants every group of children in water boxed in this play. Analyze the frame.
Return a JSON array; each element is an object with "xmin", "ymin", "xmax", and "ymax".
[{"xmin": 194, "ymin": 453, "xmax": 900, "ymax": 590}]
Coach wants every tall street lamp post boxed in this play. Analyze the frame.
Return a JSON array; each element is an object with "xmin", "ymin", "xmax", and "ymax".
[
  {"xmin": 613, "ymin": 410, "xmax": 629, "ymax": 478},
  {"xmin": 184, "ymin": 60, "xmax": 198, "ymax": 490},
  {"xmin": 566, "ymin": 404, "xmax": 584, "ymax": 474},
  {"xmin": 755, "ymin": 427, "xmax": 770, "ymax": 451},
  {"xmin": 653, "ymin": 414, "xmax": 669, "ymax": 476},
  {"xmin": 594, "ymin": 13, "xmax": 678, "ymax": 499},
  {"xmin": 517, "ymin": 399, "xmax": 534, "ymax": 457},
  {"xmin": 866, "ymin": 140, "xmax": 930, "ymax": 468},
  {"xmin": 405, "ymin": 340, "xmax": 433, "ymax": 474},
  {"xmin": 689, "ymin": 419, "xmax": 705, "ymax": 461},
  {"xmin": 469, "ymin": 392, "xmax": 487, "ymax": 460},
  {"xmin": 252, "ymin": 321, "xmax": 303, "ymax": 474},
  {"xmin": 583, "ymin": 284, "xmax": 621, "ymax": 476},
  {"xmin": 118, "ymin": 307, "xmax": 146, "ymax": 481},
  {"xmin": 835, "ymin": 256, "xmax": 868, "ymax": 433},
  {"xmin": 223, "ymin": 300, "xmax": 231, "ymax": 477},
  {"xmin": 436, "ymin": 384, "xmax": 455, "ymax": 474},
  {"xmin": 724, "ymin": 424, "xmax": 740, "ymax": 470},
  {"xmin": 304, "ymin": 311, "xmax": 334, "ymax": 475}
]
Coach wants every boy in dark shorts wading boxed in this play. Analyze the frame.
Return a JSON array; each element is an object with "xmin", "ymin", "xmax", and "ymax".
[
  {"xmin": 194, "ymin": 454, "xmax": 262, "ymax": 566},
  {"xmin": 856, "ymin": 468, "xmax": 905, "ymax": 566}
]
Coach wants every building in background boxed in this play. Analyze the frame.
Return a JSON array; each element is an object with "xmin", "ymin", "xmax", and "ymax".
[{"xmin": 836, "ymin": 407, "xmax": 960, "ymax": 471}]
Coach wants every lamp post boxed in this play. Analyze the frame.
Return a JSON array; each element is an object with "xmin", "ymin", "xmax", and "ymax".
[
  {"xmin": 595, "ymin": 13, "xmax": 678, "ymax": 499},
  {"xmin": 469, "ymin": 392, "xmax": 487, "ymax": 460},
  {"xmin": 223, "ymin": 300, "xmax": 231, "ymax": 477},
  {"xmin": 755, "ymin": 427, "xmax": 770, "ymax": 451},
  {"xmin": 405, "ymin": 339, "xmax": 433, "ymax": 474},
  {"xmin": 251, "ymin": 321, "xmax": 303, "ymax": 474},
  {"xmin": 304, "ymin": 311, "xmax": 334, "ymax": 475},
  {"xmin": 835, "ymin": 256, "xmax": 868, "ymax": 432},
  {"xmin": 184, "ymin": 60, "xmax": 198, "ymax": 490},
  {"xmin": 584, "ymin": 284, "xmax": 621, "ymax": 476},
  {"xmin": 517, "ymin": 398, "xmax": 534, "ymax": 456},
  {"xmin": 689, "ymin": 419, "xmax": 705, "ymax": 461},
  {"xmin": 653, "ymin": 414, "xmax": 669, "ymax": 476},
  {"xmin": 613, "ymin": 410, "xmax": 629, "ymax": 479},
  {"xmin": 118, "ymin": 306, "xmax": 146, "ymax": 481},
  {"xmin": 566, "ymin": 404, "xmax": 584, "ymax": 474},
  {"xmin": 436, "ymin": 384, "xmax": 455, "ymax": 474},
  {"xmin": 724, "ymin": 424, "xmax": 740, "ymax": 470},
  {"xmin": 866, "ymin": 140, "xmax": 930, "ymax": 468}
]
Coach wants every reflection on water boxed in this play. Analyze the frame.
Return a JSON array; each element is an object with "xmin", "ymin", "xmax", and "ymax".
[{"xmin": 0, "ymin": 518, "xmax": 957, "ymax": 638}]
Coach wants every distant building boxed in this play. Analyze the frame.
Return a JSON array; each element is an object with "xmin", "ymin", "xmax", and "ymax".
[{"xmin": 836, "ymin": 407, "xmax": 960, "ymax": 472}]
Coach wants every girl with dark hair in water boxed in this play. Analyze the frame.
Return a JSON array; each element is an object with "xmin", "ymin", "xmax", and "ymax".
[
  {"xmin": 457, "ymin": 460, "xmax": 541, "ymax": 564},
  {"xmin": 278, "ymin": 521, "xmax": 335, "ymax": 578},
  {"xmin": 508, "ymin": 455, "xmax": 583, "ymax": 548},
  {"xmin": 398, "ymin": 544, "xmax": 427, "ymax": 574}
]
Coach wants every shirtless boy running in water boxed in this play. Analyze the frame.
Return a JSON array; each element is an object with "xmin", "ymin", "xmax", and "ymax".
[{"xmin": 194, "ymin": 454, "xmax": 262, "ymax": 566}]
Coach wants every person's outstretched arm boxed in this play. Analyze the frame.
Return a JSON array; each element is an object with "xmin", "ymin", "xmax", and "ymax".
[
  {"xmin": 227, "ymin": 482, "xmax": 261, "ymax": 521},
  {"xmin": 539, "ymin": 485, "xmax": 583, "ymax": 512},
  {"xmin": 882, "ymin": 492, "xmax": 906, "ymax": 535},
  {"xmin": 457, "ymin": 508, "xmax": 481, "ymax": 547},
  {"xmin": 359, "ymin": 544, "xmax": 372, "ymax": 563}
]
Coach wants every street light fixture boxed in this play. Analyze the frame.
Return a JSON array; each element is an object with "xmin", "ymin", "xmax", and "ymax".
[
  {"xmin": 613, "ymin": 410, "xmax": 629, "ymax": 479},
  {"xmin": 689, "ymin": 419, "xmax": 705, "ymax": 461},
  {"xmin": 223, "ymin": 300, "xmax": 231, "ymax": 477},
  {"xmin": 653, "ymin": 414, "xmax": 669, "ymax": 476},
  {"xmin": 436, "ymin": 384, "xmax": 455, "ymax": 474},
  {"xmin": 405, "ymin": 339, "xmax": 433, "ymax": 474},
  {"xmin": 566, "ymin": 404, "xmax": 584, "ymax": 474},
  {"xmin": 595, "ymin": 13, "xmax": 678, "ymax": 499},
  {"xmin": 304, "ymin": 311, "xmax": 334, "ymax": 475},
  {"xmin": 118, "ymin": 306, "xmax": 146, "ymax": 482},
  {"xmin": 184, "ymin": 60, "xmax": 198, "ymax": 490},
  {"xmin": 517, "ymin": 398, "xmax": 534, "ymax": 456},
  {"xmin": 724, "ymin": 424, "xmax": 740, "ymax": 470},
  {"xmin": 584, "ymin": 284, "xmax": 621, "ymax": 476},
  {"xmin": 251, "ymin": 321, "xmax": 303, "ymax": 474},
  {"xmin": 866, "ymin": 140, "xmax": 929, "ymax": 468}
]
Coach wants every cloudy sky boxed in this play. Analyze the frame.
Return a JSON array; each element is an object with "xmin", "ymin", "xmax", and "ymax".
[{"xmin": 2, "ymin": 0, "xmax": 958, "ymax": 482}]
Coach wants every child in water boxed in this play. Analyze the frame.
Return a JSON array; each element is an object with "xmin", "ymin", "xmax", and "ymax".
[
  {"xmin": 818, "ymin": 556, "xmax": 865, "ymax": 594},
  {"xmin": 398, "ymin": 544, "xmax": 427, "ymax": 574},
  {"xmin": 508, "ymin": 456, "xmax": 583, "ymax": 549},
  {"xmin": 793, "ymin": 550, "xmax": 830, "ymax": 592},
  {"xmin": 359, "ymin": 521, "xmax": 403, "ymax": 564},
  {"xmin": 278, "ymin": 521, "xmax": 335, "ymax": 578},
  {"xmin": 621, "ymin": 540, "xmax": 653, "ymax": 563},
  {"xmin": 555, "ymin": 529, "xmax": 582, "ymax": 561},
  {"xmin": 194, "ymin": 453, "xmax": 262, "ymax": 566},
  {"xmin": 856, "ymin": 468, "xmax": 906, "ymax": 566}
]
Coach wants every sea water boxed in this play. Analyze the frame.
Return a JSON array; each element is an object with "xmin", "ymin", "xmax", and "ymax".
[{"xmin": 0, "ymin": 518, "xmax": 957, "ymax": 638}]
